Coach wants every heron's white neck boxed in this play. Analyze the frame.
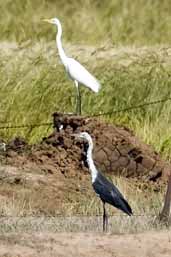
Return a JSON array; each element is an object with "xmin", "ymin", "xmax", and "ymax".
[
  {"xmin": 86, "ymin": 138, "xmax": 98, "ymax": 183},
  {"xmin": 55, "ymin": 21, "xmax": 68, "ymax": 68}
]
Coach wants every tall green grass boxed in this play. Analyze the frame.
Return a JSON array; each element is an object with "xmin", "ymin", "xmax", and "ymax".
[{"xmin": 0, "ymin": 0, "xmax": 170, "ymax": 45}]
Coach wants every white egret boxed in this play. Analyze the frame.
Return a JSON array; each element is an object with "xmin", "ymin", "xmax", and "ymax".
[
  {"xmin": 43, "ymin": 18, "xmax": 100, "ymax": 115},
  {"xmin": 74, "ymin": 132, "xmax": 133, "ymax": 232}
]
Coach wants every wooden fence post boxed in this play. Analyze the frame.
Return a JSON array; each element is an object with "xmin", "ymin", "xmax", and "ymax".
[{"xmin": 159, "ymin": 174, "xmax": 171, "ymax": 223}]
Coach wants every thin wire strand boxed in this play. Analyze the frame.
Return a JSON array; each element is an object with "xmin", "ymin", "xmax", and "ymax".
[
  {"xmin": 0, "ymin": 122, "xmax": 52, "ymax": 130},
  {"xmin": 0, "ymin": 214, "xmax": 157, "ymax": 218},
  {"xmin": 89, "ymin": 97, "xmax": 171, "ymax": 117},
  {"xmin": 0, "ymin": 96, "xmax": 171, "ymax": 130}
]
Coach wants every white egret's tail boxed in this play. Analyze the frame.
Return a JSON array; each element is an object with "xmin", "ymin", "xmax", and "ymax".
[
  {"xmin": 67, "ymin": 58, "xmax": 101, "ymax": 93},
  {"xmin": 89, "ymin": 78, "xmax": 101, "ymax": 93}
]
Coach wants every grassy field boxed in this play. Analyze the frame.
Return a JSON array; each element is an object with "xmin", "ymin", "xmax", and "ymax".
[{"xmin": 0, "ymin": 0, "xmax": 171, "ymax": 159}]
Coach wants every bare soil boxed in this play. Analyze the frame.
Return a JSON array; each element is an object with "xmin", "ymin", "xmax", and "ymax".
[{"xmin": 0, "ymin": 231, "xmax": 170, "ymax": 257}]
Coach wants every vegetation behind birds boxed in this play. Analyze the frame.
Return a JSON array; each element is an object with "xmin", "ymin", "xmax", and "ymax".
[{"xmin": 0, "ymin": 0, "xmax": 170, "ymax": 45}]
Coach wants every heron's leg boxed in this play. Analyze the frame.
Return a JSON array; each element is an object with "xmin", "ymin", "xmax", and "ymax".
[
  {"xmin": 103, "ymin": 202, "xmax": 108, "ymax": 232},
  {"xmin": 105, "ymin": 207, "xmax": 108, "ymax": 232},
  {"xmin": 75, "ymin": 81, "xmax": 81, "ymax": 115}
]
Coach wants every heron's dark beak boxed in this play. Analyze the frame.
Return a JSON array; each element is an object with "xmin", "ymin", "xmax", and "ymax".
[
  {"xmin": 71, "ymin": 133, "xmax": 79, "ymax": 138},
  {"xmin": 71, "ymin": 134, "xmax": 84, "ymax": 141}
]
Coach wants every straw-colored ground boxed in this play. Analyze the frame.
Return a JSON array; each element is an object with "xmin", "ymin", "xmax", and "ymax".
[{"xmin": 0, "ymin": 231, "xmax": 171, "ymax": 257}]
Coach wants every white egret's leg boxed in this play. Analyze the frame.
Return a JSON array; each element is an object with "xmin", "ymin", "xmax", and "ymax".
[{"xmin": 75, "ymin": 80, "xmax": 81, "ymax": 115}]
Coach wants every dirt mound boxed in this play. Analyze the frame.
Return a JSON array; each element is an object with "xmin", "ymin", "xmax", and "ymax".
[
  {"xmin": 0, "ymin": 113, "xmax": 170, "ymax": 215},
  {"xmin": 0, "ymin": 113, "xmax": 170, "ymax": 181}
]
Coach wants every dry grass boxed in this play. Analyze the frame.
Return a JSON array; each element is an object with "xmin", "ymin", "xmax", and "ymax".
[
  {"xmin": 0, "ymin": 175, "xmax": 168, "ymax": 233},
  {"xmin": 0, "ymin": 215, "xmax": 167, "ymax": 234}
]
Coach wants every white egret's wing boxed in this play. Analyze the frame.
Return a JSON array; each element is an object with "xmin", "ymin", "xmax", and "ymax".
[{"xmin": 67, "ymin": 58, "xmax": 100, "ymax": 93}]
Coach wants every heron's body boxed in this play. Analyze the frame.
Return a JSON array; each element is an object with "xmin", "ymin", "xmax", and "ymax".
[
  {"xmin": 75, "ymin": 132, "xmax": 132, "ymax": 231},
  {"xmin": 44, "ymin": 18, "xmax": 100, "ymax": 115},
  {"xmin": 92, "ymin": 171, "xmax": 132, "ymax": 216}
]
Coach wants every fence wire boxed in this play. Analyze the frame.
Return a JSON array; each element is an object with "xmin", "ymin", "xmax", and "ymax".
[
  {"xmin": 90, "ymin": 96, "xmax": 171, "ymax": 117},
  {"xmin": 0, "ymin": 96, "xmax": 171, "ymax": 130},
  {"xmin": 0, "ymin": 122, "xmax": 52, "ymax": 130},
  {"xmin": 0, "ymin": 213, "xmax": 158, "ymax": 218}
]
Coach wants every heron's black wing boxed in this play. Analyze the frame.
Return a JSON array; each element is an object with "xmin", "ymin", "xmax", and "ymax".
[{"xmin": 93, "ymin": 172, "xmax": 132, "ymax": 215}]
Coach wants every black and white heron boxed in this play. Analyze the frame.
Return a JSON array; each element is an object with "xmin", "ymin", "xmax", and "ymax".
[
  {"xmin": 43, "ymin": 18, "xmax": 101, "ymax": 115},
  {"xmin": 74, "ymin": 132, "xmax": 133, "ymax": 232}
]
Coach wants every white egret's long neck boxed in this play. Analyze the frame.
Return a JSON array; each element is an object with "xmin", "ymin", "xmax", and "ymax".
[
  {"xmin": 56, "ymin": 22, "xmax": 68, "ymax": 68},
  {"xmin": 86, "ymin": 139, "xmax": 98, "ymax": 183}
]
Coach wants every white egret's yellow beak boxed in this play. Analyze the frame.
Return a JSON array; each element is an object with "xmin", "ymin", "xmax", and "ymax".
[{"xmin": 43, "ymin": 19, "xmax": 52, "ymax": 23}]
